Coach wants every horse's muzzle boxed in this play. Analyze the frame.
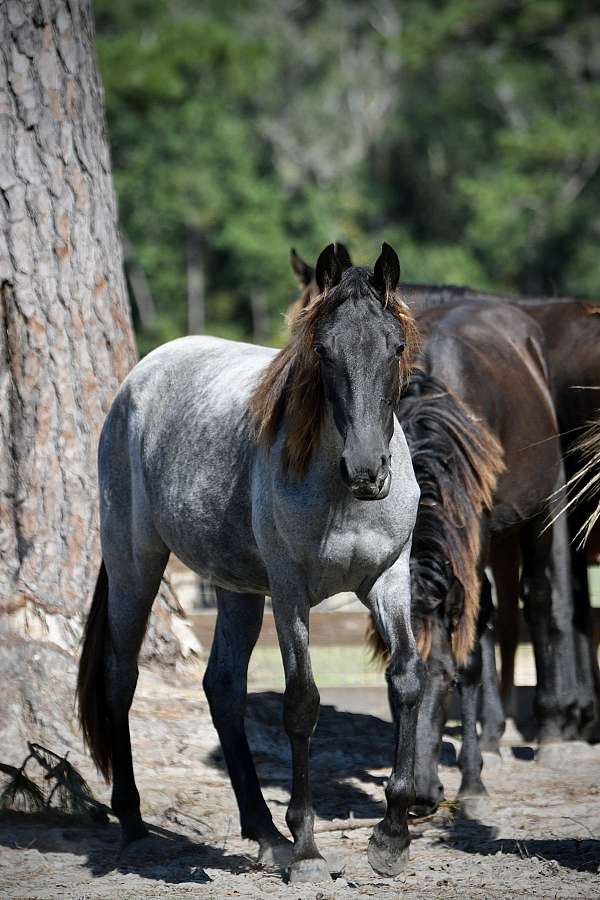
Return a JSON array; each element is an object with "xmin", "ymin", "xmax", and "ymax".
[{"xmin": 350, "ymin": 470, "xmax": 391, "ymax": 501}]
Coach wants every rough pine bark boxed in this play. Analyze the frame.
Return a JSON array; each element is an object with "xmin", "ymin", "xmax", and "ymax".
[{"xmin": 0, "ymin": 0, "xmax": 197, "ymax": 739}]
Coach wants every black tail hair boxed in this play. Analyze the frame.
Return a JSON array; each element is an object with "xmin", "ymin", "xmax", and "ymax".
[{"xmin": 77, "ymin": 561, "xmax": 112, "ymax": 782}]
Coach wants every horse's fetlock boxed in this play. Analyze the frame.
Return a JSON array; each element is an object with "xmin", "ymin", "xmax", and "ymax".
[
  {"xmin": 286, "ymin": 803, "xmax": 313, "ymax": 836},
  {"xmin": 385, "ymin": 774, "xmax": 414, "ymax": 809}
]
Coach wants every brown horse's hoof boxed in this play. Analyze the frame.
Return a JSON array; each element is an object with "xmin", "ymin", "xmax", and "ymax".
[
  {"xmin": 287, "ymin": 856, "xmax": 331, "ymax": 883},
  {"xmin": 257, "ymin": 837, "xmax": 293, "ymax": 868},
  {"xmin": 367, "ymin": 825, "xmax": 410, "ymax": 877}
]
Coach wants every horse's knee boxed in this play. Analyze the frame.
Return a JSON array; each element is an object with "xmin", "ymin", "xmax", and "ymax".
[
  {"xmin": 387, "ymin": 653, "xmax": 425, "ymax": 714},
  {"xmin": 283, "ymin": 678, "xmax": 320, "ymax": 739}
]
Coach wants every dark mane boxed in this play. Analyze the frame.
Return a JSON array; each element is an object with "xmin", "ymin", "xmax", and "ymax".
[
  {"xmin": 368, "ymin": 369, "xmax": 505, "ymax": 666},
  {"xmin": 249, "ymin": 270, "xmax": 418, "ymax": 476}
]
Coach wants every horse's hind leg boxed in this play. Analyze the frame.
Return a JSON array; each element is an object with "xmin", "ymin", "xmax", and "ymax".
[
  {"xmin": 203, "ymin": 590, "xmax": 292, "ymax": 866},
  {"xmin": 104, "ymin": 540, "xmax": 169, "ymax": 847},
  {"xmin": 490, "ymin": 535, "xmax": 520, "ymax": 715},
  {"xmin": 478, "ymin": 577, "xmax": 505, "ymax": 753}
]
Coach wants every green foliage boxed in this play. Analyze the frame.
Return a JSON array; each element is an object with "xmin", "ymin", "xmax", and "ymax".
[{"xmin": 95, "ymin": 0, "xmax": 600, "ymax": 351}]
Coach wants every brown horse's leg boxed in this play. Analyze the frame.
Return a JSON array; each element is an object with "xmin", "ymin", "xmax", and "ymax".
[
  {"xmin": 478, "ymin": 576, "xmax": 505, "ymax": 753},
  {"xmin": 412, "ymin": 621, "xmax": 452, "ymax": 816},
  {"xmin": 520, "ymin": 515, "xmax": 577, "ymax": 743},
  {"xmin": 203, "ymin": 590, "xmax": 292, "ymax": 865},
  {"xmin": 570, "ymin": 537, "xmax": 600, "ymax": 741},
  {"xmin": 490, "ymin": 535, "xmax": 520, "ymax": 716}
]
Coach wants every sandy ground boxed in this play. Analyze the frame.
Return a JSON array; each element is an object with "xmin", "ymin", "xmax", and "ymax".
[{"xmin": 1, "ymin": 665, "xmax": 599, "ymax": 899}]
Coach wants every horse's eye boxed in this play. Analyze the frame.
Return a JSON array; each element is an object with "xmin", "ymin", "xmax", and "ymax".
[
  {"xmin": 314, "ymin": 343, "xmax": 325, "ymax": 357},
  {"xmin": 395, "ymin": 341, "xmax": 406, "ymax": 357}
]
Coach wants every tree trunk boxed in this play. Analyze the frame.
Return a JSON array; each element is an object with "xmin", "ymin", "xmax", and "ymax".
[
  {"xmin": 186, "ymin": 223, "xmax": 205, "ymax": 334},
  {"xmin": 0, "ymin": 0, "xmax": 197, "ymax": 756}
]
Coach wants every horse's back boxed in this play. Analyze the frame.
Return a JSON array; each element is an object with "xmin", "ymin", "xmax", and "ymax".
[
  {"xmin": 98, "ymin": 336, "xmax": 276, "ymax": 590},
  {"xmin": 418, "ymin": 301, "xmax": 561, "ymax": 520}
]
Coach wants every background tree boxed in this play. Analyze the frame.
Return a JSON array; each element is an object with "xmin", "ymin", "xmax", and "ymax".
[
  {"xmin": 0, "ymin": 0, "xmax": 194, "ymax": 755},
  {"xmin": 95, "ymin": 0, "xmax": 600, "ymax": 354}
]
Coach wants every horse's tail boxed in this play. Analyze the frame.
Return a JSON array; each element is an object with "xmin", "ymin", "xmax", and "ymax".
[
  {"xmin": 77, "ymin": 561, "xmax": 112, "ymax": 782},
  {"xmin": 366, "ymin": 614, "xmax": 388, "ymax": 667}
]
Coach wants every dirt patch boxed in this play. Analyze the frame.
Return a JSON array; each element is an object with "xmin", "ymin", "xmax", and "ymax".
[{"xmin": 1, "ymin": 666, "xmax": 599, "ymax": 899}]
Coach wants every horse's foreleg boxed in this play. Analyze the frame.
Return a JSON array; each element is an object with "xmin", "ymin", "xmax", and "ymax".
[
  {"xmin": 412, "ymin": 622, "xmax": 453, "ymax": 816},
  {"xmin": 203, "ymin": 591, "xmax": 292, "ymax": 866},
  {"xmin": 456, "ymin": 639, "xmax": 489, "ymax": 818},
  {"xmin": 365, "ymin": 546, "xmax": 425, "ymax": 877},
  {"xmin": 478, "ymin": 577, "xmax": 505, "ymax": 753},
  {"xmin": 271, "ymin": 586, "xmax": 328, "ymax": 884},
  {"xmin": 546, "ymin": 497, "xmax": 579, "ymax": 738}
]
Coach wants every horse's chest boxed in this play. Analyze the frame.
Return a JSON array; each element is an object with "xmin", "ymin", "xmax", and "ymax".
[{"xmin": 279, "ymin": 503, "xmax": 407, "ymax": 598}]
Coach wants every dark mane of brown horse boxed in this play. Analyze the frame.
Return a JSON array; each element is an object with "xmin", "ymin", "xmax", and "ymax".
[
  {"xmin": 249, "ymin": 274, "xmax": 418, "ymax": 476},
  {"xmin": 368, "ymin": 369, "xmax": 505, "ymax": 666}
]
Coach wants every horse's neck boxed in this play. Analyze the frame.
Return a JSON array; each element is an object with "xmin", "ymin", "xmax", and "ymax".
[{"xmin": 305, "ymin": 408, "xmax": 347, "ymax": 488}]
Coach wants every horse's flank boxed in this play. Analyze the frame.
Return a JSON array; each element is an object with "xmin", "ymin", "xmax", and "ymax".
[{"xmin": 250, "ymin": 272, "xmax": 418, "ymax": 476}]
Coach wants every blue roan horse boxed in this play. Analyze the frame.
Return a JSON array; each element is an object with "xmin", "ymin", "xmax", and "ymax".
[{"xmin": 77, "ymin": 244, "xmax": 423, "ymax": 883}]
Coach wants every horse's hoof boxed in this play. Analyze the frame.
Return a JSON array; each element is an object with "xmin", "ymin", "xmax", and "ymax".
[
  {"xmin": 367, "ymin": 826, "xmax": 410, "ymax": 877},
  {"xmin": 118, "ymin": 826, "xmax": 151, "ymax": 856},
  {"xmin": 287, "ymin": 857, "xmax": 331, "ymax": 883},
  {"xmin": 458, "ymin": 794, "xmax": 492, "ymax": 821},
  {"xmin": 257, "ymin": 838, "xmax": 293, "ymax": 868}
]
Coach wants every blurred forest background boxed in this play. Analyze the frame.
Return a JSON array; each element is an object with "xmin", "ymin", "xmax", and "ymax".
[{"xmin": 94, "ymin": 0, "xmax": 600, "ymax": 353}]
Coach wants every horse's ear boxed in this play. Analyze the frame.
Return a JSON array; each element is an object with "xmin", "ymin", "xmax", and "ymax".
[
  {"xmin": 290, "ymin": 248, "xmax": 314, "ymax": 288},
  {"xmin": 334, "ymin": 241, "xmax": 353, "ymax": 272},
  {"xmin": 373, "ymin": 242, "xmax": 400, "ymax": 293},
  {"xmin": 315, "ymin": 243, "xmax": 342, "ymax": 293}
]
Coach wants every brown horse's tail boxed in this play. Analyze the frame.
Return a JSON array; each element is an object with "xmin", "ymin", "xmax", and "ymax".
[
  {"xmin": 366, "ymin": 614, "xmax": 388, "ymax": 667},
  {"xmin": 77, "ymin": 561, "xmax": 112, "ymax": 782}
]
